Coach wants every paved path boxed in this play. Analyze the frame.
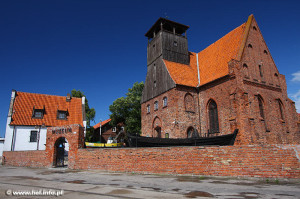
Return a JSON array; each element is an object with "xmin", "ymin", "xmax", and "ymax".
[{"xmin": 0, "ymin": 166, "xmax": 299, "ymax": 198}]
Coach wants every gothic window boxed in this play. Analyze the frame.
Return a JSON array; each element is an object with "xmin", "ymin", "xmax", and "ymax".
[
  {"xmin": 264, "ymin": 50, "xmax": 268, "ymax": 54},
  {"xmin": 258, "ymin": 95, "xmax": 265, "ymax": 119},
  {"xmin": 243, "ymin": 63, "xmax": 249, "ymax": 78},
  {"xmin": 277, "ymin": 99, "xmax": 284, "ymax": 120},
  {"xmin": 184, "ymin": 93, "xmax": 195, "ymax": 112},
  {"xmin": 163, "ymin": 97, "xmax": 168, "ymax": 107},
  {"xmin": 208, "ymin": 100, "xmax": 219, "ymax": 134},
  {"xmin": 259, "ymin": 65, "xmax": 263, "ymax": 77},
  {"xmin": 253, "ymin": 26, "xmax": 257, "ymax": 31}
]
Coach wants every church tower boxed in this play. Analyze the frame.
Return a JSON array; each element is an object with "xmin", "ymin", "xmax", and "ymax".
[
  {"xmin": 142, "ymin": 18, "xmax": 190, "ymax": 103},
  {"xmin": 145, "ymin": 18, "xmax": 190, "ymax": 65}
]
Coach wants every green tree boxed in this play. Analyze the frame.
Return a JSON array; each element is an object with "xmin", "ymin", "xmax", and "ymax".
[
  {"xmin": 109, "ymin": 82, "xmax": 144, "ymax": 134},
  {"xmin": 71, "ymin": 89, "xmax": 96, "ymax": 141}
]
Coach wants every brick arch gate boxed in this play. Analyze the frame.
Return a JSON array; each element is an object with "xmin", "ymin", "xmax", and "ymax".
[{"xmin": 45, "ymin": 124, "xmax": 85, "ymax": 168}]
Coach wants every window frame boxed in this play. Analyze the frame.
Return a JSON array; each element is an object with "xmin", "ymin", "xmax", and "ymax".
[
  {"xmin": 163, "ymin": 97, "xmax": 168, "ymax": 107},
  {"xmin": 57, "ymin": 110, "xmax": 68, "ymax": 120},
  {"xmin": 154, "ymin": 101, "xmax": 158, "ymax": 111},
  {"xmin": 30, "ymin": 130, "xmax": 38, "ymax": 142}
]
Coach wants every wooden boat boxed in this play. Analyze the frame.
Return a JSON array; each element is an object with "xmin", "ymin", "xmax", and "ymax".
[
  {"xmin": 127, "ymin": 129, "xmax": 238, "ymax": 147},
  {"xmin": 85, "ymin": 142, "xmax": 123, "ymax": 148}
]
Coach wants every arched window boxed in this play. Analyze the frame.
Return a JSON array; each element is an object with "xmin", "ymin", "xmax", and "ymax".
[
  {"xmin": 259, "ymin": 65, "xmax": 263, "ymax": 77},
  {"xmin": 257, "ymin": 95, "xmax": 265, "ymax": 119},
  {"xmin": 147, "ymin": 104, "xmax": 150, "ymax": 113},
  {"xmin": 163, "ymin": 97, "xmax": 167, "ymax": 107},
  {"xmin": 154, "ymin": 101, "xmax": 158, "ymax": 110},
  {"xmin": 248, "ymin": 44, "xmax": 253, "ymax": 48},
  {"xmin": 243, "ymin": 63, "xmax": 249, "ymax": 78},
  {"xmin": 277, "ymin": 99, "xmax": 284, "ymax": 120},
  {"xmin": 208, "ymin": 100, "xmax": 219, "ymax": 134},
  {"xmin": 184, "ymin": 93, "xmax": 195, "ymax": 112}
]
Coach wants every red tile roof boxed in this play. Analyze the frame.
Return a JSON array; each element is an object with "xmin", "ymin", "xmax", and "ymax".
[
  {"xmin": 164, "ymin": 16, "xmax": 251, "ymax": 87},
  {"xmin": 93, "ymin": 119, "xmax": 111, "ymax": 129},
  {"xmin": 10, "ymin": 91, "xmax": 84, "ymax": 127}
]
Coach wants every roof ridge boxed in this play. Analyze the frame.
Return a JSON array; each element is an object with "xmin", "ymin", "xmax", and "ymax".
[{"xmin": 17, "ymin": 91, "xmax": 82, "ymax": 99}]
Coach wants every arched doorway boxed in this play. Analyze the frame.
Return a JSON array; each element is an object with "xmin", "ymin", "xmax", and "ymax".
[
  {"xmin": 187, "ymin": 127, "xmax": 194, "ymax": 138},
  {"xmin": 54, "ymin": 137, "xmax": 68, "ymax": 167},
  {"xmin": 208, "ymin": 99, "xmax": 219, "ymax": 135},
  {"xmin": 154, "ymin": 126, "xmax": 162, "ymax": 138},
  {"xmin": 152, "ymin": 117, "xmax": 162, "ymax": 138}
]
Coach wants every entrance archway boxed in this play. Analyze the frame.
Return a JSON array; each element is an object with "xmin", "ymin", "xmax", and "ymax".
[
  {"xmin": 152, "ymin": 117, "xmax": 162, "ymax": 138},
  {"xmin": 54, "ymin": 137, "xmax": 68, "ymax": 167}
]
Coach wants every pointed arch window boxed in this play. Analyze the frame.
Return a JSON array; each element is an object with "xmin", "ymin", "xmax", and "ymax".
[
  {"xmin": 184, "ymin": 93, "xmax": 195, "ymax": 112},
  {"xmin": 243, "ymin": 63, "xmax": 249, "ymax": 78},
  {"xmin": 257, "ymin": 95, "xmax": 265, "ymax": 119},
  {"xmin": 208, "ymin": 100, "xmax": 219, "ymax": 134},
  {"xmin": 277, "ymin": 99, "xmax": 284, "ymax": 120},
  {"xmin": 259, "ymin": 65, "xmax": 263, "ymax": 77}
]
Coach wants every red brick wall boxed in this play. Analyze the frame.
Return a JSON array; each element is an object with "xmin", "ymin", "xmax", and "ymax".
[
  {"xmin": 72, "ymin": 145, "xmax": 300, "ymax": 179},
  {"xmin": 3, "ymin": 150, "xmax": 49, "ymax": 168},
  {"xmin": 141, "ymin": 87, "xmax": 200, "ymax": 138}
]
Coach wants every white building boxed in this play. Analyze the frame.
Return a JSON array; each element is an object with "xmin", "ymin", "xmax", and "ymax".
[
  {"xmin": 3, "ymin": 90, "xmax": 86, "ymax": 151},
  {"xmin": 0, "ymin": 138, "xmax": 5, "ymax": 156}
]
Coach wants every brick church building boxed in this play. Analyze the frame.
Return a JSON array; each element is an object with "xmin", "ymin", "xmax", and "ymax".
[{"xmin": 141, "ymin": 15, "xmax": 300, "ymax": 145}]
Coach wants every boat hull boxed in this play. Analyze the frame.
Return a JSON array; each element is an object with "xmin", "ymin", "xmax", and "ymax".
[
  {"xmin": 85, "ymin": 142, "xmax": 123, "ymax": 148},
  {"xmin": 127, "ymin": 129, "xmax": 238, "ymax": 147}
]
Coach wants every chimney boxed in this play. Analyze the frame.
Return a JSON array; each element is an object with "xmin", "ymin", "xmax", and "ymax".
[{"xmin": 66, "ymin": 93, "xmax": 72, "ymax": 102}]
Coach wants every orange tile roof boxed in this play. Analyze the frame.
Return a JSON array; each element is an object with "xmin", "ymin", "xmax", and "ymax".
[
  {"xmin": 93, "ymin": 119, "xmax": 111, "ymax": 129},
  {"xmin": 10, "ymin": 91, "xmax": 84, "ymax": 127},
  {"xmin": 164, "ymin": 20, "xmax": 248, "ymax": 87}
]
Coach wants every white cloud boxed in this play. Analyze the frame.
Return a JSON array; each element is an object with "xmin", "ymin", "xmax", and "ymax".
[
  {"xmin": 291, "ymin": 90, "xmax": 300, "ymax": 112},
  {"xmin": 291, "ymin": 71, "xmax": 300, "ymax": 82}
]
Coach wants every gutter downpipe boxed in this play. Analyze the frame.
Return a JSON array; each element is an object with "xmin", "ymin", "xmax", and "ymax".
[{"xmin": 196, "ymin": 53, "xmax": 202, "ymax": 137}]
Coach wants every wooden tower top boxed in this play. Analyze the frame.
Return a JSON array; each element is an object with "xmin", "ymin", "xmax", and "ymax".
[{"xmin": 145, "ymin": 18, "xmax": 189, "ymax": 39}]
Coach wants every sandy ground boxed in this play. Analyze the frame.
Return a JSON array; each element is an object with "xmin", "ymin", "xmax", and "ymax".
[{"xmin": 0, "ymin": 166, "xmax": 299, "ymax": 199}]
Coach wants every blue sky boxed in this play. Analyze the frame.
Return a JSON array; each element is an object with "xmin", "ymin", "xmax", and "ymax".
[{"xmin": 1, "ymin": 0, "xmax": 300, "ymax": 138}]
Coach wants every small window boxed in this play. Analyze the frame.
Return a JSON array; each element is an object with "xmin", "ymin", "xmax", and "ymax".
[
  {"xmin": 173, "ymin": 41, "xmax": 178, "ymax": 46},
  {"xmin": 165, "ymin": 133, "xmax": 169, "ymax": 138},
  {"xmin": 264, "ymin": 50, "xmax": 268, "ymax": 54},
  {"xmin": 32, "ymin": 106, "xmax": 45, "ymax": 119},
  {"xmin": 147, "ymin": 105, "xmax": 150, "ymax": 113},
  {"xmin": 259, "ymin": 65, "xmax": 263, "ymax": 77},
  {"xmin": 163, "ymin": 97, "xmax": 168, "ymax": 107},
  {"xmin": 112, "ymin": 127, "xmax": 116, "ymax": 132},
  {"xmin": 277, "ymin": 99, "xmax": 284, "ymax": 120},
  {"xmin": 153, "ymin": 44, "xmax": 155, "ymax": 48},
  {"xmin": 30, "ymin": 131, "xmax": 37, "ymax": 142},
  {"xmin": 57, "ymin": 110, "xmax": 68, "ymax": 120},
  {"xmin": 253, "ymin": 26, "xmax": 257, "ymax": 31},
  {"xmin": 243, "ymin": 64, "xmax": 249, "ymax": 78},
  {"xmin": 258, "ymin": 96, "xmax": 265, "ymax": 119},
  {"xmin": 154, "ymin": 101, "xmax": 158, "ymax": 111},
  {"xmin": 248, "ymin": 44, "xmax": 252, "ymax": 48},
  {"xmin": 121, "ymin": 127, "xmax": 125, "ymax": 131},
  {"xmin": 154, "ymin": 80, "xmax": 157, "ymax": 88}
]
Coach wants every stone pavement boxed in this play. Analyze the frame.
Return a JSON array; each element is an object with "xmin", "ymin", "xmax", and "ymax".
[{"xmin": 0, "ymin": 166, "xmax": 299, "ymax": 199}]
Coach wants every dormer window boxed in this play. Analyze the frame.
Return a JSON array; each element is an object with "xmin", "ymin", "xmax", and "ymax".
[
  {"xmin": 32, "ymin": 106, "xmax": 45, "ymax": 119},
  {"xmin": 57, "ymin": 110, "xmax": 68, "ymax": 120}
]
